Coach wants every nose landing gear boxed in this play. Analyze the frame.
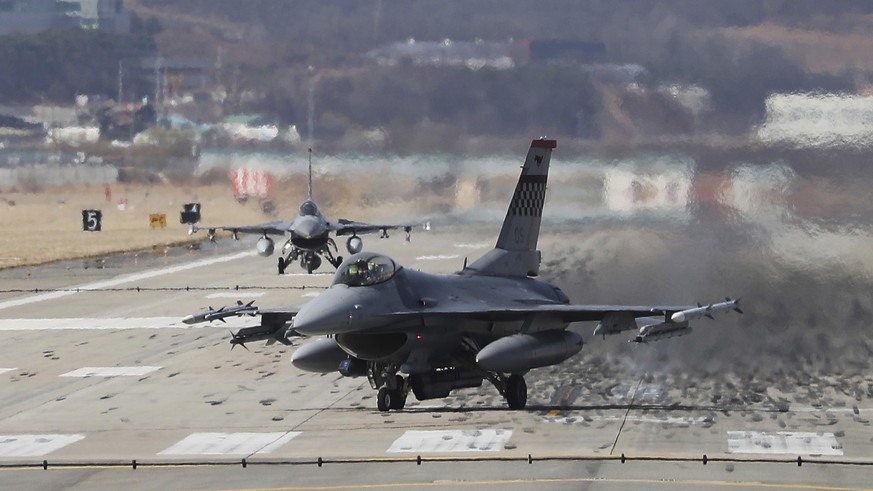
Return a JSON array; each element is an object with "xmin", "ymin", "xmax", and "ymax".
[{"xmin": 377, "ymin": 374, "xmax": 409, "ymax": 411}]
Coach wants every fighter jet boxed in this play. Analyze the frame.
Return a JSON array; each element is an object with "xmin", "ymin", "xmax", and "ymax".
[
  {"xmin": 187, "ymin": 138, "xmax": 742, "ymax": 411},
  {"xmin": 189, "ymin": 148, "xmax": 423, "ymax": 274}
]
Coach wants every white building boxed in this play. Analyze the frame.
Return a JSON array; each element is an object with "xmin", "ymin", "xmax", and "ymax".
[{"xmin": 756, "ymin": 93, "xmax": 873, "ymax": 148}]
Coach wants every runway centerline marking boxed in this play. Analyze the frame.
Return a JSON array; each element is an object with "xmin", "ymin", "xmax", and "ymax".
[
  {"xmin": 61, "ymin": 366, "xmax": 162, "ymax": 377},
  {"xmin": 0, "ymin": 317, "xmax": 254, "ymax": 330},
  {"xmin": 0, "ymin": 250, "xmax": 255, "ymax": 312},
  {"xmin": 205, "ymin": 292, "xmax": 264, "ymax": 299}
]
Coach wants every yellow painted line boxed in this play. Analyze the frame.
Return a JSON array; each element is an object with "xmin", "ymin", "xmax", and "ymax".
[
  {"xmin": 206, "ymin": 477, "xmax": 873, "ymax": 491},
  {"xmin": 546, "ymin": 385, "xmax": 574, "ymax": 416},
  {"xmin": 5, "ymin": 462, "xmax": 873, "ymax": 491}
]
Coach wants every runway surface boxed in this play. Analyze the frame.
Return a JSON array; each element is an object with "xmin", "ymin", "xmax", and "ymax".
[{"xmin": 1, "ymin": 226, "xmax": 872, "ymax": 490}]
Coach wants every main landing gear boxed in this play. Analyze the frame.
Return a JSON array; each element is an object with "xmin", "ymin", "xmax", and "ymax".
[
  {"xmin": 504, "ymin": 374, "xmax": 527, "ymax": 410},
  {"xmin": 367, "ymin": 360, "xmax": 528, "ymax": 412},
  {"xmin": 277, "ymin": 241, "xmax": 343, "ymax": 275}
]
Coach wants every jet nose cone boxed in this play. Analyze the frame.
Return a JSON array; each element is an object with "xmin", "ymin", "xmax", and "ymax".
[
  {"xmin": 293, "ymin": 217, "xmax": 323, "ymax": 239},
  {"xmin": 293, "ymin": 288, "xmax": 355, "ymax": 336}
]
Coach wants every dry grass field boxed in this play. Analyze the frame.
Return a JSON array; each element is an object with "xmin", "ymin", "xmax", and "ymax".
[
  {"xmin": 0, "ymin": 172, "xmax": 459, "ymax": 270},
  {"xmin": 0, "ymin": 183, "xmax": 250, "ymax": 269},
  {"xmin": 0, "ymin": 178, "xmax": 387, "ymax": 270}
]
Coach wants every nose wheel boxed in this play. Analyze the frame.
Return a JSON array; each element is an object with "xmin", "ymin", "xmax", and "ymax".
[{"xmin": 376, "ymin": 375, "xmax": 408, "ymax": 411}]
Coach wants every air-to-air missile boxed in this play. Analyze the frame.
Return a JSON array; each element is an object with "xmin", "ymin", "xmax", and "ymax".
[
  {"xmin": 181, "ymin": 300, "xmax": 257, "ymax": 325},
  {"xmin": 633, "ymin": 298, "xmax": 742, "ymax": 343},
  {"xmin": 669, "ymin": 297, "xmax": 743, "ymax": 323}
]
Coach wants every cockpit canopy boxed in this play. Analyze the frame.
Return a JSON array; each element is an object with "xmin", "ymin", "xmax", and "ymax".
[
  {"xmin": 299, "ymin": 200, "xmax": 319, "ymax": 216},
  {"xmin": 333, "ymin": 252, "xmax": 397, "ymax": 287}
]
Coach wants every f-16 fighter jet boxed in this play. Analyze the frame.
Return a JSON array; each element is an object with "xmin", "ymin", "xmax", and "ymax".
[
  {"xmin": 190, "ymin": 148, "xmax": 424, "ymax": 274},
  {"xmin": 186, "ymin": 138, "xmax": 742, "ymax": 411}
]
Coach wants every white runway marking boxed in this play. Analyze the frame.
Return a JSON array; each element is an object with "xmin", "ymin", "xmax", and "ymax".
[
  {"xmin": 205, "ymin": 292, "xmax": 264, "ymax": 299},
  {"xmin": 416, "ymin": 254, "xmax": 460, "ymax": 261},
  {"xmin": 302, "ymin": 292, "xmax": 320, "ymax": 298},
  {"xmin": 0, "ymin": 434, "xmax": 85, "ymax": 457},
  {"xmin": 0, "ymin": 317, "xmax": 253, "ymax": 331},
  {"xmin": 0, "ymin": 251, "xmax": 255, "ymax": 312},
  {"xmin": 387, "ymin": 429, "xmax": 512, "ymax": 453},
  {"xmin": 61, "ymin": 366, "xmax": 161, "ymax": 377},
  {"xmin": 0, "ymin": 368, "xmax": 16, "ymax": 375},
  {"xmin": 454, "ymin": 242, "xmax": 489, "ymax": 249},
  {"xmin": 158, "ymin": 432, "xmax": 301, "ymax": 455},
  {"xmin": 727, "ymin": 431, "xmax": 843, "ymax": 456}
]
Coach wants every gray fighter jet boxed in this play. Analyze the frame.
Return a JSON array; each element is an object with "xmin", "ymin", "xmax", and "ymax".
[
  {"xmin": 189, "ymin": 149, "xmax": 423, "ymax": 274},
  {"xmin": 187, "ymin": 138, "xmax": 741, "ymax": 411}
]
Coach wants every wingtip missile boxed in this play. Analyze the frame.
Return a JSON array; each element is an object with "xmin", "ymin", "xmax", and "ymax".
[
  {"xmin": 670, "ymin": 297, "xmax": 743, "ymax": 324},
  {"xmin": 181, "ymin": 301, "xmax": 258, "ymax": 325}
]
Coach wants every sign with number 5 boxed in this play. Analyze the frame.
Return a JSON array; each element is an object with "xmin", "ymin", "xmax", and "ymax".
[{"xmin": 82, "ymin": 210, "xmax": 102, "ymax": 231}]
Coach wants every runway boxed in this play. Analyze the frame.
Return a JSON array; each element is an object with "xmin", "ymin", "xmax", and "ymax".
[{"xmin": 1, "ymin": 225, "xmax": 872, "ymax": 490}]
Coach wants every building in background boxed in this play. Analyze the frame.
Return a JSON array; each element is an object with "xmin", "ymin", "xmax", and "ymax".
[{"xmin": 0, "ymin": 0, "xmax": 129, "ymax": 35}]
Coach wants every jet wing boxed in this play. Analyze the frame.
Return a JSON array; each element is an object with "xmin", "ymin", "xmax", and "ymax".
[
  {"xmin": 376, "ymin": 298, "xmax": 742, "ymax": 342},
  {"xmin": 192, "ymin": 220, "xmax": 293, "ymax": 236},
  {"xmin": 331, "ymin": 218, "xmax": 415, "ymax": 236},
  {"xmin": 378, "ymin": 303, "xmax": 689, "ymax": 322}
]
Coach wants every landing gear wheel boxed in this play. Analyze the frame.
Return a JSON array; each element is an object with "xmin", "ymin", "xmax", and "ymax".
[
  {"xmin": 505, "ymin": 374, "xmax": 527, "ymax": 410},
  {"xmin": 377, "ymin": 387, "xmax": 393, "ymax": 412},
  {"xmin": 277, "ymin": 257, "xmax": 286, "ymax": 275},
  {"xmin": 390, "ymin": 375, "xmax": 407, "ymax": 410}
]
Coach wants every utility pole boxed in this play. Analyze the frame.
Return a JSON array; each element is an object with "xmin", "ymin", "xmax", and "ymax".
[
  {"xmin": 154, "ymin": 55, "xmax": 163, "ymax": 116},
  {"xmin": 117, "ymin": 60, "xmax": 123, "ymax": 104}
]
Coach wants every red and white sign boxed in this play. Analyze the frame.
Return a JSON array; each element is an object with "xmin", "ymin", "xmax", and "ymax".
[{"xmin": 230, "ymin": 168, "xmax": 273, "ymax": 201}]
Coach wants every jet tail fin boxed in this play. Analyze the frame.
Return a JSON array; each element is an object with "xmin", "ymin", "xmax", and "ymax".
[{"xmin": 464, "ymin": 138, "xmax": 555, "ymax": 277}]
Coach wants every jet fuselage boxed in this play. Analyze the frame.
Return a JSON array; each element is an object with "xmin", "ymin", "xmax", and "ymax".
[{"xmin": 292, "ymin": 255, "xmax": 571, "ymax": 371}]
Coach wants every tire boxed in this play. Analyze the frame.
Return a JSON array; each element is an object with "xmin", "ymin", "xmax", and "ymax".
[
  {"xmin": 277, "ymin": 257, "xmax": 286, "ymax": 275},
  {"xmin": 390, "ymin": 375, "xmax": 407, "ymax": 410},
  {"xmin": 377, "ymin": 387, "xmax": 392, "ymax": 412},
  {"xmin": 506, "ymin": 374, "xmax": 527, "ymax": 410}
]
